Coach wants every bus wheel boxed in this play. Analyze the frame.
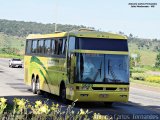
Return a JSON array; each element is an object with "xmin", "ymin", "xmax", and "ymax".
[
  {"xmin": 31, "ymin": 78, "xmax": 37, "ymax": 94},
  {"xmin": 60, "ymin": 86, "xmax": 67, "ymax": 104},
  {"xmin": 36, "ymin": 79, "xmax": 41, "ymax": 95},
  {"xmin": 104, "ymin": 102, "xmax": 113, "ymax": 107}
]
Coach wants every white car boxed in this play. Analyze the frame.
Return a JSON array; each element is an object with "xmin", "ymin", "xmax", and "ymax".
[{"xmin": 9, "ymin": 58, "xmax": 23, "ymax": 68}]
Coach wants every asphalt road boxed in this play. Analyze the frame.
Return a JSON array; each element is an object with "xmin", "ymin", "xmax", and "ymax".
[{"xmin": 0, "ymin": 58, "xmax": 160, "ymax": 118}]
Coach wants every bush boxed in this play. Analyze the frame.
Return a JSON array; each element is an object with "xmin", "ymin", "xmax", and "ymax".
[
  {"xmin": 131, "ymin": 73, "xmax": 146, "ymax": 80},
  {"xmin": 0, "ymin": 98, "xmax": 109, "ymax": 120},
  {"xmin": 131, "ymin": 67, "xmax": 146, "ymax": 73},
  {"xmin": 1, "ymin": 47, "xmax": 20, "ymax": 55},
  {"xmin": 145, "ymin": 76, "xmax": 160, "ymax": 83}
]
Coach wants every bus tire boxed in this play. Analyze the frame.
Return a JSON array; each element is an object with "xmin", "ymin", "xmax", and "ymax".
[
  {"xmin": 104, "ymin": 102, "xmax": 113, "ymax": 107},
  {"xmin": 36, "ymin": 79, "xmax": 41, "ymax": 95},
  {"xmin": 32, "ymin": 78, "xmax": 37, "ymax": 94},
  {"xmin": 60, "ymin": 85, "xmax": 67, "ymax": 104}
]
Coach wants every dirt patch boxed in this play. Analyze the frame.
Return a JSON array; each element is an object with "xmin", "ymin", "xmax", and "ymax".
[{"xmin": 146, "ymin": 71, "xmax": 160, "ymax": 76}]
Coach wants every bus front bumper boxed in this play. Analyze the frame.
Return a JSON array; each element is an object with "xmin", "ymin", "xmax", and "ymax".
[{"xmin": 67, "ymin": 91, "xmax": 129, "ymax": 102}]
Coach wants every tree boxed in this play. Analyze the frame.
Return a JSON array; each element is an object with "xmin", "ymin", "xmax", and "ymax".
[
  {"xmin": 155, "ymin": 52, "xmax": 160, "ymax": 68},
  {"xmin": 129, "ymin": 33, "xmax": 133, "ymax": 38}
]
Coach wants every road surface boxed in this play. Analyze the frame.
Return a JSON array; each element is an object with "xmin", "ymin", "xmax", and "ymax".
[{"xmin": 0, "ymin": 58, "xmax": 159, "ymax": 119}]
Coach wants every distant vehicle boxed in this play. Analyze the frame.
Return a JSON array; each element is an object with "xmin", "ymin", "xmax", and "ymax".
[{"xmin": 9, "ymin": 58, "xmax": 23, "ymax": 68}]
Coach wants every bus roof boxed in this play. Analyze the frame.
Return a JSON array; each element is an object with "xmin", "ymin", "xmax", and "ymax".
[{"xmin": 26, "ymin": 30, "xmax": 127, "ymax": 40}]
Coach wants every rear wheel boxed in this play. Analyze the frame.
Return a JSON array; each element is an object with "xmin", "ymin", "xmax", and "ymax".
[
  {"xmin": 36, "ymin": 79, "xmax": 41, "ymax": 95},
  {"xmin": 31, "ymin": 78, "xmax": 36, "ymax": 94}
]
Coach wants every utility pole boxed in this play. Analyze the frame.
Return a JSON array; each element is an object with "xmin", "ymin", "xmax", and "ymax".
[{"xmin": 54, "ymin": 0, "xmax": 58, "ymax": 32}]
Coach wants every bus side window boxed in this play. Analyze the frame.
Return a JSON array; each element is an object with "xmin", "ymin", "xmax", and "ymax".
[
  {"xmin": 37, "ymin": 39, "xmax": 44, "ymax": 54},
  {"xmin": 26, "ymin": 40, "xmax": 32, "ymax": 54},
  {"xmin": 68, "ymin": 37, "xmax": 75, "ymax": 56},
  {"xmin": 62, "ymin": 38, "xmax": 67, "ymax": 55},
  {"xmin": 31, "ymin": 40, "xmax": 37, "ymax": 54},
  {"xmin": 58, "ymin": 38, "xmax": 63, "ymax": 55},
  {"xmin": 51, "ymin": 39, "xmax": 55, "ymax": 55},
  {"xmin": 54, "ymin": 39, "xmax": 59, "ymax": 55},
  {"xmin": 44, "ymin": 39, "xmax": 51, "ymax": 55}
]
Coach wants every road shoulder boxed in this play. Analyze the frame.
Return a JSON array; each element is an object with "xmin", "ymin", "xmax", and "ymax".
[{"xmin": 130, "ymin": 82, "xmax": 160, "ymax": 93}]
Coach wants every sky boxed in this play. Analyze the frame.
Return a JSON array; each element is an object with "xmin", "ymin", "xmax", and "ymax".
[{"xmin": 0, "ymin": 0, "xmax": 160, "ymax": 39}]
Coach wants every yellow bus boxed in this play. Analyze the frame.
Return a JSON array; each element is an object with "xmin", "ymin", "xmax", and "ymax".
[{"xmin": 24, "ymin": 29, "xmax": 129, "ymax": 106}]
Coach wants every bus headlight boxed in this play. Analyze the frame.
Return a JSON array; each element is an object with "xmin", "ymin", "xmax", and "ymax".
[
  {"xmin": 81, "ymin": 86, "xmax": 89, "ymax": 90},
  {"xmin": 76, "ymin": 86, "xmax": 90, "ymax": 90},
  {"xmin": 69, "ymin": 86, "xmax": 74, "ymax": 96},
  {"xmin": 119, "ymin": 88, "xmax": 128, "ymax": 91}
]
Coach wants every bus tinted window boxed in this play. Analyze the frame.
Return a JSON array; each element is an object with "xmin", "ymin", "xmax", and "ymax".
[
  {"xmin": 32, "ymin": 40, "xmax": 37, "ymax": 53},
  {"xmin": 69, "ymin": 37, "xmax": 75, "ymax": 51},
  {"xmin": 37, "ymin": 40, "xmax": 44, "ymax": 54},
  {"xmin": 44, "ymin": 39, "xmax": 51, "ymax": 55},
  {"xmin": 62, "ymin": 38, "xmax": 67, "ymax": 55},
  {"xmin": 26, "ymin": 40, "xmax": 32, "ymax": 54},
  {"xmin": 55, "ymin": 39, "xmax": 59, "ymax": 54},
  {"xmin": 51, "ymin": 39, "xmax": 55, "ymax": 55},
  {"xmin": 58, "ymin": 39, "xmax": 63, "ymax": 55},
  {"xmin": 77, "ymin": 38, "xmax": 128, "ymax": 51}
]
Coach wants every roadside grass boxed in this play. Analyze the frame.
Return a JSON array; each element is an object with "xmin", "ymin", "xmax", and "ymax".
[
  {"xmin": 5, "ymin": 103, "xmax": 14, "ymax": 112},
  {"xmin": 142, "ymin": 65, "xmax": 160, "ymax": 71},
  {"xmin": 0, "ymin": 54, "xmax": 23, "ymax": 59},
  {"xmin": 139, "ymin": 51, "xmax": 157, "ymax": 66},
  {"xmin": 130, "ymin": 78, "xmax": 160, "ymax": 88},
  {"xmin": 129, "ymin": 43, "xmax": 157, "ymax": 66},
  {"xmin": 0, "ymin": 33, "xmax": 25, "ymax": 51}
]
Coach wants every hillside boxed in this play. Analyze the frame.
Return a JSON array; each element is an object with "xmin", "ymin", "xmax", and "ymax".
[
  {"xmin": 0, "ymin": 19, "xmax": 94, "ymax": 55},
  {"xmin": 128, "ymin": 36, "xmax": 160, "ymax": 66},
  {"xmin": 0, "ymin": 19, "xmax": 159, "ymax": 66},
  {"xmin": 0, "ymin": 19, "xmax": 93, "ymax": 37}
]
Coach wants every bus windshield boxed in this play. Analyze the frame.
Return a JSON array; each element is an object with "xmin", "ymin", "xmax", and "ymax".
[
  {"xmin": 76, "ymin": 53, "xmax": 129, "ymax": 84},
  {"xmin": 76, "ymin": 37, "xmax": 128, "ymax": 51}
]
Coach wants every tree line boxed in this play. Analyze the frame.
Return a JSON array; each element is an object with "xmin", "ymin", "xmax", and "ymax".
[{"xmin": 0, "ymin": 19, "xmax": 94, "ymax": 37}]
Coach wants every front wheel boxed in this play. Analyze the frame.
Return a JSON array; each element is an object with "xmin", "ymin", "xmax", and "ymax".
[
  {"xmin": 10, "ymin": 64, "xmax": 13, "ymax": 68},
  {"xmin": 104, "ymin": 102, "xmax": 113, "ymax": 107}
]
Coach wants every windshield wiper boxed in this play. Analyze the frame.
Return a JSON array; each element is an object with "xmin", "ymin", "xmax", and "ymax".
[
  {"xmin": 99, "ymin": 61, "xmax": 102, "ymax": 78},
  {"xmin": 108, "ymin": 59, "xmax": 117, "ymax": 80},
  {"xmin": 93, "ymin": 61, "xmax": 102, "ymax": 82}
]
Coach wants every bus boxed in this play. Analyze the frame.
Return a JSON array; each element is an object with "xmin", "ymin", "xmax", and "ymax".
[{"xmin": 24, "ymin": 29, "xmax": 129, "ymax": 105}]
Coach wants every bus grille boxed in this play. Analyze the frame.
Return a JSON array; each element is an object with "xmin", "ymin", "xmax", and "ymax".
[{"xmin": 92, "ymin": 87, "xmax": 117, "ymax": 90}]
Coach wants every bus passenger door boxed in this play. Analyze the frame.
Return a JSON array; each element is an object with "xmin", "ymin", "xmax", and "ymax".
[
  {"xmin": 67, "ymin": 37, "xmax": 76, "ymax": 83},
  {"xmin": 68, "ymin": 53, "xmax": 76, "ymax": 83}
]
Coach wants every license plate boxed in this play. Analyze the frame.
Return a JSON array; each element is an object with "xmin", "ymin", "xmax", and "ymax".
[{"xmin": 99, "ymin": 94, "xmax": 108, "ymax": 98}]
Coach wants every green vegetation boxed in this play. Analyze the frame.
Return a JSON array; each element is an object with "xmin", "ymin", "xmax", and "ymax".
[
  {"xmin": 0, "ymin": 97, "xmax": 105, "ymax": 120},
  {"xmin": 131, "ymin": 66, "xmax": 160, "ymax": 85},
  {"xmin": 155, "ymin": 52, "xmax": 160, "ymax": 68},
  {"xmin": 145, "ymin": 76, "xmax": 160, "ymax": 83},
  {"xmin": 0, "ymin": 19, "xmax": 94, "ymax": 58},
  {"xmin": 0, "ymin": 19, "xmax": 93, "ymax": 37},
  {"xmin": 0, "ymin": 19, "xmax": 160, "ymax": 67},
  {"xmin": 131, "ymin": 73, "xmax": 146, "ymax": 81},
  {"xmin": 130, "ymin": 79, "xmax": 160, "ymax": 88},
  {"xmin": 0, "ymin": 33, "xmax": 25, "ymax": 53},
  {"xmin": 129, "ymin": 43, "xmax": 157, "ymax": 66},
  {"xmin": 0, "ymin": 54, "xmax": 23, "ymax": 59}
]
